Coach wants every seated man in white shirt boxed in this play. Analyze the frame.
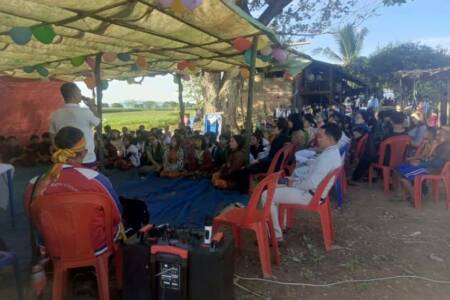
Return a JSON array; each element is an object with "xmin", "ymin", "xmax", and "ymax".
[
  {"xmin": 49, "ymin": 83, "xmax": 100, "ymax": 168},
  {"xmin": 262, "ymin": 123, "xmax": 343, "ymax": 241}
]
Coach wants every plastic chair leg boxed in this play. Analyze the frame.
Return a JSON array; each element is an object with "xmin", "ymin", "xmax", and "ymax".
[
  {"xmin": 114, "ymin": 247, "xmax": 123, "ymax": 290},
  {"xmin": 432, "ymin": 180, "xmax": 440, "ymax": 203},
  {"xmin": 267, "ymin": 218, "xmax": 280, "ymax": 265},
  {"xmin": 52, "ymin": 262, "xmax": 65, "ymax": 300},
  {"xmin": 231, "ymin": 225, "xmax": 241, "ymax": 249},
  {"xmin": 382, "ymin": 168, "xmax": 391, "ymax": 194},
  {"xmin": 254, "ymin": 223, "xmax": 272, "ymax": 278},
  {"xmin": 319, "ymin": 207, "xmax": 332, "ymax": 251},
  {"xmin": 95, "ymin": 255, "xmax": 110, "ymax": 300},
  {"xmin": 445, "ymin": 181, "xmax": 450, "ymax": 209},
  {"xmin": 368, "ymin": 166, "xmax": 373, "ymax": 187},
  {"xmin": 414, "ymin": 179, "xmax": 423, "ymax": 209},
  {"xmin": 327, "ymin": 202, "xmax": 335, "ymax": 241}
]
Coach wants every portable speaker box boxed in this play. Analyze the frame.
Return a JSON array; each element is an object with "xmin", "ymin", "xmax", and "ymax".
[{"xmin": 188, "ymin": 234, "xmax": 235, "ymax": 300}]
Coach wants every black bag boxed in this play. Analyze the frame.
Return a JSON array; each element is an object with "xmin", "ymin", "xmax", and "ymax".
[
  {"xmin": 122, "ymin": 241, "xmax": 152, "ymax": 300},
  {"xmin": 120, "ymin": 197, "xmax": 150, "ymax": 237}
]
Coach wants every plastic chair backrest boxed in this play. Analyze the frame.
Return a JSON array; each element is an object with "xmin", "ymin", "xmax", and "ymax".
[
  {"xmin": 243, "ymin": 172, "xmax": 281, "ymax": 224},
  {"xmin": 267, "ymin": 143, "xmax": 294, "ymax": 174},
  {"xmin": 30, "ymin": 192, "xmax": 115, "ymax": 262},
  {"xmin": 441, "ymin": 161, "xmax": 450, "ymax": 178},
  {"xmin": 377, "ymin": 135, "xmax": 411, "ymax": 167},
  {"xmin": 309, "ymin": 167, "xmax": 342, "ymax": 209},
  {"xmin": 355, "ymin": 134, "xmax": 369, "ymax": 159}
]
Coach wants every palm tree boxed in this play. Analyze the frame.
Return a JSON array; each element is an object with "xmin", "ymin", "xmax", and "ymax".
[{"xmin": 314, "ymin": 24, "xmax": 368, "ymax": 66}]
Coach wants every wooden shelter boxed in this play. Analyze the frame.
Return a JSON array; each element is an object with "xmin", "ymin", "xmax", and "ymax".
[
  {"xmin": 294, "ymin": 60, "xmax": 369, "ymax": 108},
  {"xmin": 396, "ymin": 66, "xmax": 450, "ymax": 125}
]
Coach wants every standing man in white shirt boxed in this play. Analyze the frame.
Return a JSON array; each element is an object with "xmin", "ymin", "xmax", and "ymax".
[
  {"xmin": 49, "ymin": 82, "xmax": 100, "ymax": 168},
  {"xmin": 262, "ymin": 123, "xmax": 343, "ymax": 241}
]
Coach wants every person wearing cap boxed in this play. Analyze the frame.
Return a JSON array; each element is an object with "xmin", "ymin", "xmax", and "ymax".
[
  {"xmin": 25, "ymin": 126, "xmax": 123, "ymax": 256},
  {"xmin": 49, "ymin": 82, "xmax": 100, "ymax": 169}
]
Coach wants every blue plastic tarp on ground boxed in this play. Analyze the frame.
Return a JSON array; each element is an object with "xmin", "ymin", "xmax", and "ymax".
[{"xmin": 116, "ymin": 173, "xmax": 249, "ymax": 227}]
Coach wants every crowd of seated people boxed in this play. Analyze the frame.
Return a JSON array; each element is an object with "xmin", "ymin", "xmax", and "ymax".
[
  {"xmin": 0, "ymin": 133, "xmax": 52, "ymax": 166},
  {"xmin": 4, "ymin": 98, "xmax": 449, "ymax": 204}
]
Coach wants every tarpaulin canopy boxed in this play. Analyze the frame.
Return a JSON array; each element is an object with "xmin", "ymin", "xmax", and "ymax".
[{"xmin": 0, "ymin": 0, "xmax": 279, "ymax": 81}]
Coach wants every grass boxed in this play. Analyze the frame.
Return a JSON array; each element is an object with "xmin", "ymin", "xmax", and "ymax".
[{"xmin": 103, "ymin": 109, "xmax": 195, "ymax": 130}]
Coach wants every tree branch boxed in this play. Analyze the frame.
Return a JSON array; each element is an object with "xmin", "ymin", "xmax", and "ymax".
[
  {"xmin": 258, "ymin": 0, "xmax": 292, "ymax": 26},
  {"xmin": 236, "ymin": 0, "xmax": 251, "ymax": 15}
]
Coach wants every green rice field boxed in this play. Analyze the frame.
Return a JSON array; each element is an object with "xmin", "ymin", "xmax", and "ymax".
[{"xmin": 102, "ymin": 109, "xmax": 195, "ymax": 130}]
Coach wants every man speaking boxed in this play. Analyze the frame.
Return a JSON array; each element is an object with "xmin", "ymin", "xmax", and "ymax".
[{"xmin": 49, "ymin": 82, "xmax": 100, "ymax": 168}]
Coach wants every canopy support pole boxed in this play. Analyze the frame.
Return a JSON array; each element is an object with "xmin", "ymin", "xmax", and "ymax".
[
  {"xmin": 95, "ymin": 54, "xmax": 105, "ymax": 165},
  {"xmin": 244, "ymin": 36, "xmax": 259, "ymax": 155},
  {"xmin": 176, "ymin": 74, "xmax": 185, "ymax": 129}
]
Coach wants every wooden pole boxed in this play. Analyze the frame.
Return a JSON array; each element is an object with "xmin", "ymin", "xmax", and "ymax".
[
  {"xmin": 447, "ymin": 80, "xmax": 450, "ymax": 126},
  {"xmin": 94, "ymin": 53, "xmax": 105, "ymax": 164},
  {"xmin": 176, "ymin": 74, "xmax": 185, "ymax": 129},
  {"xmin": 244, "ymin": 36, "xmax": 258, "ymax": 156}
]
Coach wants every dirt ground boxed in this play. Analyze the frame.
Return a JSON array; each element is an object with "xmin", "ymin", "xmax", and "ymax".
[
  {"xmin": 1, "ymin": 170, "xmax": 450, "ymax": 300},
  {"xmin": 234, "ymin": 182, "xmax": 450, "ymax": 300}
]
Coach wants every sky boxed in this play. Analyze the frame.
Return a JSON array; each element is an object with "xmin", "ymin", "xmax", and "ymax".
[{"xmin": 79, "ymin": 0, "xmax": 450, "ymax": 104}]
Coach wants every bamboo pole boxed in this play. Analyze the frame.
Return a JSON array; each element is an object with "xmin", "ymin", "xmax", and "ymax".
[
  {"xmin": 95, "ymin": 54, "xmax": 105, "ymax": 164},
  {"xmin": 176, "ymin": 74, "xmax": 185, "ymax": 128},
  {"xmin": 244, "ymin": 36, "xmax": 259, "ymax": 155}
]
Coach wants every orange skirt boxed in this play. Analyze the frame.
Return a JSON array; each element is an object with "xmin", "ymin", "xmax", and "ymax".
[{"xmin": 212, "ymin": 172, "xmax": 235, "ymax": 189}]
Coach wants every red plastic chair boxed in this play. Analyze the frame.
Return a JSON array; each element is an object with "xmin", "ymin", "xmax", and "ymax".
[
  {"xmin": 249, "ymin": 143, "xmax": 294, "ymax": 192},
  {"xmin": 355, "ymin": 134, "xmax": 369, "ymax": 160},
  {"xmin": 213, "ymin": 172, "xmax": 281, "ymax": 278},
  {"xmin": 30, "ymin": 192, "xmax": 123, "ymax": 300},
  {"xmin": 369, "ymin": 135, "xmax": 411, "ymax": 193},
  {"xmin": 407, "ymin": 161, "xmax": 450, "ymax": 209},
  {"xmin": 278, "ymin": 167, "xmax": 342, "ymax": 251}
]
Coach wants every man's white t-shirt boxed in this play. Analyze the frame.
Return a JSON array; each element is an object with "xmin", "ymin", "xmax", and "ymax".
[{"xmin": 49, "ymin": 103, "xmax": 100, "ymax": 163}]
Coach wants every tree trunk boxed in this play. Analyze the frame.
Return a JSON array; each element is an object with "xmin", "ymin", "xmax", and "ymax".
[
  {"xmin": 219, "ymin": 74, "xmax": 242, "ymax": 130},
  {"xmin": 202, "ymin": 71, "xmax": 242, "ymax": 131},
  {"xmin": 202, "ymin": 72, "xmax": 221, "ymax": 113}
]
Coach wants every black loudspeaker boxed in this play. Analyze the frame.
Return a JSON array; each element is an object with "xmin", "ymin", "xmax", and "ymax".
[
  {"xmin": 122, "ymin": 243, "xmax": 151, "ymax": 300},
  {"xmin": 151, "ymin": 245, "xmax": 189, "ymax": 300},
  {"xmin": 188, "ymin": 234, "xmax": 235, "ymax": 300}
]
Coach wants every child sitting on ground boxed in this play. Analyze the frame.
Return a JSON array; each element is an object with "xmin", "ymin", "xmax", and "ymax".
[
  {"xmin": 140, "ymin": 134, "xmax": 164, "ymax": 174},
  {"xmin": 160, "ymin": 135, "xmax": 185, "ymax": 178},
  {"xmin": 38, "ymin": 132, "xmax": 52, "ymax": 164},
  {"xmin": 185, "ymin": 135, "xmax": 214, "ymax": 176},
  {"xmin": 213, "ymin": 135, "xmax": 229, "ymax": 168},
  {"xmin": 124, "ymin": 136, "xmax": 141, "ymax": 168},
  {"xmin": 4, "ymin": 136, "xmax": 25, "ymax": 165}
]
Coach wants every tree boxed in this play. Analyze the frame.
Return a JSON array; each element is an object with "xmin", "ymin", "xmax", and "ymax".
[
  {"xmin": 123, "ymin": 100, "xmax": 138, "ymax": 108},
  {"xmin": 314, "ymin": 24, "xmax": 368, "ymax": 66},
  {"xmin": 143, "ymin": 101, "xmax": 158, "ymax": 110},
  {"xmin": 101, "ymin": 103, "xmax": 110, "ymax": 108},
  {"xmin": 366, "ymin": 43, "xmax": 450, "ymax": 104},
  {"xmin": 368, "ymin": 43, "xmax": 450, "ymax": 85},
  {"xmin": 202, "ymin": 0, "xmax": 413, "ymax": 129},
  {"xmin": 183, "ymin": 75, "xmax": 203, "ymax": 106},
  {"xmin": 162, "ymin": 101, "xmax": 178, "ymax": 109},
  {"xmin": 111, "ymin": 103, "xmax": 123, "ymax": 108}
]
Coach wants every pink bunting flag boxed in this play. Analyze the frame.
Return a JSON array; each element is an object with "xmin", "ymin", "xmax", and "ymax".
[
  {"xmin": 158, "ymin": 0, "xmax": 174, "ymax": 8},
  {"xmin": 85, "ymin": 57, "xmax": 96, "ymax": 69}
]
